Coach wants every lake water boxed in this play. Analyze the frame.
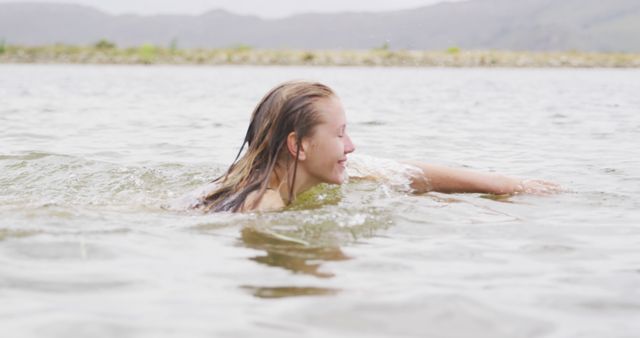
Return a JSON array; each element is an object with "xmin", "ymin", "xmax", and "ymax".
[{"xmin": 1, "ymin": 64, "xmax": 639, "ymax": 338}]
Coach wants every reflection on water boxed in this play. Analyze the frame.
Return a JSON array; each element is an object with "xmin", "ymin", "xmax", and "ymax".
[
  {"xmin": 229, "ymin": 183, "xmax": 397, "ymax": 298},
  {"xmin": 240, "ymin": 286, "xmax": 340, "ymax": 299},
  {"xmin": 478, "ymin": 193, "xmax": 515, "ymax": 203},
  {"xmin": 239, "ymin": 226, "xmax": 348, "ymax": 298},
  {"xmin": 240, "ymin": 226, "xmax": 349, "ymax": 278},
  {"xmin": 232, "ymin": 181, "xmax": 396, "ymax": 296},
  {"xmin": 0, "ymin": 229, "xmax": 41, "ymax": 241}
]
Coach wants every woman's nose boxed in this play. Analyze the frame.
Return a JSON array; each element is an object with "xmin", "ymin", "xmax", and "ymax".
[{"xmin": 344, "ymin": 134, "xmax": 355, "ymax": 154}]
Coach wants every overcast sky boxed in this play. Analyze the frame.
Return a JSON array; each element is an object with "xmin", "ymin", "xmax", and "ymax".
[{"xmin": 1, "ymin": 0, "xmax": 463, "ymax": 18}]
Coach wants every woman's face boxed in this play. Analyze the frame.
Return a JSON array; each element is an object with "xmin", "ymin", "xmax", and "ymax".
[{"xmin": 300, "ymin": 96, "xmax": 356, "ymax": 185}]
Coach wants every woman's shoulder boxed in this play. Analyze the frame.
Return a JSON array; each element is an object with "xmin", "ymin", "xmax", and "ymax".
[{"xmin": 242, "ymin": 188, "xmax": 285, "ymax": 212}]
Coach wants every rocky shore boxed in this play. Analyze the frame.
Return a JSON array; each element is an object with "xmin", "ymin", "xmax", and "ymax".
[{"xmin": 1, "ymin": 44, "xmax": 639, "ymax": 67}]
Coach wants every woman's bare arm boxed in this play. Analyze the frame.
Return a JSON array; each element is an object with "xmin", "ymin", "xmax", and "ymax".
[{"xmin": 403, "ymin": 161, "xmax": 561, "ymax": 195}]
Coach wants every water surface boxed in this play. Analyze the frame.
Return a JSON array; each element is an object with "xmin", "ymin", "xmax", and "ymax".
[{"xmin": 1, "ymin": 65, "xmax": 640, "ymax": 338}]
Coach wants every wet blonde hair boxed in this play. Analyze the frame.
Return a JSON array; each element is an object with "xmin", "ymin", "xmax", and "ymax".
[{"xmin": 201, "ymin": 80, "xmax": 335, "ymax": 212}]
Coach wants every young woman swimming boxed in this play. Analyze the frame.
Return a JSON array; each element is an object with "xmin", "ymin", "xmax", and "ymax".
[{"xmin": 187, "ymin": 80, "xmax": 559, "ymax": 213}]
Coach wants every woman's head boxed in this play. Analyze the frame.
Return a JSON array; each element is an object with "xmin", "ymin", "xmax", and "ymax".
[
  {"xmin": 292, "ymin": 94, "xmax": 355, "ymax": 185},
  {"xmin": 202, "ymin": 80, "xmax": 355, "ymax": 212}
]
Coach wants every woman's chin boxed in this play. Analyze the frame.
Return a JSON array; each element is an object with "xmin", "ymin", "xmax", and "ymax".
[
  {"xmin": 333, "ymin": 169, "xmax": 347, "ymax": 185},
  {"xmin": 318, "ymin": 167, "xmax": 347, "ymax": 185},
  {"xmin": 321, "ymin": 174, "xmax": 343, "ymax": 185}
]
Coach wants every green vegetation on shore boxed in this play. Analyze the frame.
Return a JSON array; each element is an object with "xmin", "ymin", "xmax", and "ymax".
[{"xmin": 1, "ymin": 42, "xmax": 639, "ymax": 67}]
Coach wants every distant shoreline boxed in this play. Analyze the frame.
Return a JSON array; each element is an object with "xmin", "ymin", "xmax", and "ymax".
[{"xmin": 1, "ymin": 44, "xmax": 639, "ymax": 68}]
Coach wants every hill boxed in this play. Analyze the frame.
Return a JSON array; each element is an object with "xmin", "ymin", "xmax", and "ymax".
[{"xmin": 1, "ymin": 0, "xmax": 639, "ymax": 51}]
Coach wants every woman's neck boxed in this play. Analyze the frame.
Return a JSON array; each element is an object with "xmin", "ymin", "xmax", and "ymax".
[{"xmin": 270, "ymin": 161, "xmax": 319, "ymax": 204}]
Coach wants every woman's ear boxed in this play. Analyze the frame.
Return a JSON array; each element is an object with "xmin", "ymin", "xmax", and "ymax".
[{"xmin": 287, "ymin": 132, "xmax": 306, "ymax": 161}]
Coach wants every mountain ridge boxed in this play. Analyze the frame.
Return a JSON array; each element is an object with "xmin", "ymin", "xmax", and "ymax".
[{"xmin": 1, "ymin": 1, "xmax": 639, "ymax": 52}]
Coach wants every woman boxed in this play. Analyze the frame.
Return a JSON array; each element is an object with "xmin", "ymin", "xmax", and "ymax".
[{"xmin": 187, "ymin": 80, "xmax": 559, "ymax": 213}]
